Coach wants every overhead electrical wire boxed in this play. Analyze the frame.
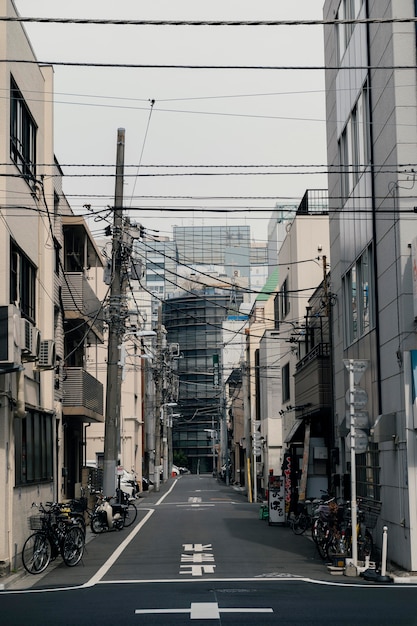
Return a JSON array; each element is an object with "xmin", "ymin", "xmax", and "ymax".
[{"xmin": 3, "ymin": 15, "xmax": 417, "ymax": 26}]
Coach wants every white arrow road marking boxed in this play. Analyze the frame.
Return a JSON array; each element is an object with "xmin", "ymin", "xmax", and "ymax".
[
  {"xmin": 188, "ymin": 497, "xmax": 202, "ymax": 503},
  {"xmin": 134, "ymin": 602, "xmax": 273, "ymax": 620}
]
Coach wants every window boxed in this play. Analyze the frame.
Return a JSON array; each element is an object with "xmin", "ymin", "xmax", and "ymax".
[
  {"xmin": 343, "ymin": 244, "xmax": 374, "ymax": 345},
  {"xmin": 10, "ymin": 76, "xmax": 37, "ymax": 183},
  {"xmin": 337, "ymin": 0, "xmax": 363, "ymax": 61},
  {"xmin": 10, "ymin": 240, "xmax": 36, "ymax": 321},
  {"xmin": 356, "ymin": 443, "xmax": 380, "ymax": 501},
  {"xmin": 15, "ymin": 410, "xmax": 54, "ymax": 485},
  {"xmin": 338, "ymin": 83, "xmax": 370, "ymax": 200},
  {"xmin": 282, "ymin": 362, "xmax": 290, "ymax": 403},
  {"xmin": 279, "ymin": 277, "xmax": 290, "ymax": 321}
]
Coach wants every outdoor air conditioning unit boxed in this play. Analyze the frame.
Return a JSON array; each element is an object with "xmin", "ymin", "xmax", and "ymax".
[
  {"xmin": 37, "ymin": 340, "xmax": 56, "ymax": 370},
  {"xmin": 0, "ymin": 304, "xmax": 21, "ymax": 369},
  {"xmin": 21, "ymin": 319, "xmax": 41, "ymax": 361}
]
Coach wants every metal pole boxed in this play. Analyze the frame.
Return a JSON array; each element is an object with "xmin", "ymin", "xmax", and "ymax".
[
  {"xmin": 349, "ymin": 359, "xmax": 358, "ymax": 567},
  {"xmin": 103, "ymin": 128, "xmax": 125, "ymax": 497}
]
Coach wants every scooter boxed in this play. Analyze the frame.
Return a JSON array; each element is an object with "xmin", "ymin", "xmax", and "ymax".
[
  {"xmin": 120, "ymin": 469, "xmax": 140, "ymax": 499},
  {"xmin": 90, "ymin": 493, "xmax": 126, "ymax": 533}
]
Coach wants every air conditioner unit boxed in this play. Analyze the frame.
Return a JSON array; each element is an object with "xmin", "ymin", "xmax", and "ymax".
[
  {"xmin": 21, "ymin": 319, "xmax": 41, "ymax": 361},
  {"xmin": 0, "ymin": 304, "xmax": 21, "ymax": 369},
  {"xmin": 21, "ymin": 319, "xmax": 32, "ymax": 354},
  {"xmin": 37, "ymin": 340, "xmax": 56, "ymax": 370}
]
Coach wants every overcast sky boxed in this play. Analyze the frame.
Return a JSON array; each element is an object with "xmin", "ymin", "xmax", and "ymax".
[{"xmin": 13, "ymin": 1, "xmax": 328, "ymax": 243}]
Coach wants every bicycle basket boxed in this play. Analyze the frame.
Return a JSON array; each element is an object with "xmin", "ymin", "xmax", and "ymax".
[
  {"xmin": 359, "ymin": 498, "xmax": 382, "ymax": 530},
  {"xmin": 28, "ymin": 515, "xmax": 47, "ymax": 531}
]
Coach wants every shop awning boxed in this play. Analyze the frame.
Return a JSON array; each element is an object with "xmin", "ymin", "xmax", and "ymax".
[{"xmin": 284, "ymin": 418, "xmax": 305, "ymax": 443}]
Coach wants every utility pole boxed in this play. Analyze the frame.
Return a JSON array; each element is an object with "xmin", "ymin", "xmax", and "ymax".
[
  {"xmin": 103, "ymin": 128, "xmax": 126, "ymax": 497},
  {"xmin": 153, "ymin": 304, "xmax": 163, "ymax": 491}
]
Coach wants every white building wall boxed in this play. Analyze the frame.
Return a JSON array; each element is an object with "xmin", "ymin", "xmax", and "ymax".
[{"xmin": 0, "ymin": 0, "xmax": 56, "ymax": 574}]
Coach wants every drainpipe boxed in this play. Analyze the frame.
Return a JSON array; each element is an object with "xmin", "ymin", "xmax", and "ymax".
[
  {"xmin": 365, "ymin": 0, "xmax": 382, "ymax": 414},
  {"xmin": 15, "ymin": 368, "xmax": 25, "ymax": 419}
]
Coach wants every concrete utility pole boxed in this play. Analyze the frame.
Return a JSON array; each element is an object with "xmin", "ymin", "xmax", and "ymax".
[
  {"xmin": 153, "ymin": 305, "xmax": 163, "ymax": 492},
  {"xmin": 103, "ymin": 128, "xmax": 126, "ymax": 497}
]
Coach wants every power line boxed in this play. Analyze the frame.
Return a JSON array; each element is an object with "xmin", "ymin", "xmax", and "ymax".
[
  {"xmin": 2, "ymin": 59, "xmax": 417, "ymax": 71},
  {"xmin": 3, "ymin": 16, "xmax": 417, "ymax": 26}
]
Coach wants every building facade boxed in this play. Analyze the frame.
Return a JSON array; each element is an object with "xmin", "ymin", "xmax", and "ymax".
[{"xmin": 324, "ymin": 0, "xmax": 417, "ymax": 569}]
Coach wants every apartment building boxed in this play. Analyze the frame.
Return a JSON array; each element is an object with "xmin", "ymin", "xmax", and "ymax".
[
  {"xmin": 323, "ymin": 0, "xmax": 417, "ymax": 570},
  {"xmin": 0, "ymin": 2, "xmax": 105, "ymax": 575}
]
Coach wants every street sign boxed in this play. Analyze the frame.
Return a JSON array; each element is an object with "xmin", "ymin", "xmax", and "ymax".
[
  {"xmin": 343, "ymin": 359, "xmax": 369, "ymax": 384},
  {"xmin": 346, "ymin": 429, "xmax": 368, "ymax": 454},
  {"xmin": 345, "ymin": 386, "xmax": 368, "ymax": 408},
  {"xmin": 345, "ymin": 410, "xmax": 369, "ymax": 430}
]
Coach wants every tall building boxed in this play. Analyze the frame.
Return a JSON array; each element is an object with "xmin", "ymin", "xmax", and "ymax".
[
  {"xmin": 163, "ymin": 285, "xmax": 245, "ymax": 474},
  {"xmin": 173, "ymin": 225, "xmax": 251, "ymax": 267},
  {"xmin": 324, "ymin": 0, "xmax": 417, "ymax": 570}
]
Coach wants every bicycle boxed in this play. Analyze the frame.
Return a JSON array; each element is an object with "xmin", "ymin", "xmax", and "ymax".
[
  {"xmin": 343, "ymin": 499, "xmax": 375, "ymax": 561},
  {"xmin": 289, "ymin": 500, "xmax": 313, "ymax": 535},
  {"xmin": 22, "ymin": 502, "xmax": 85, "ymax": 574},
  {"xmin": 311, "ymin": 497, "xmax": 345, "ymax": 560},
  {"xmin": 325, "ymin": 499, "xmax": 375, "ymax": 562}
]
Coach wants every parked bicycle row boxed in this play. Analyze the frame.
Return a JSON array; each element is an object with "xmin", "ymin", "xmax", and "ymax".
[
  {"xmin": 288, "ymin": 494, "xmax": 378, "ymax": 563},
  {"xmin": 22, "ymin": 488, "xmax": 138, "ymax": 575}
]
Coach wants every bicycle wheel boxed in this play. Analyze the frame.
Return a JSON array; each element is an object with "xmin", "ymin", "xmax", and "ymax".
[
  {"xmin": 292, "ymin": 513, "xmax": 309, "ymax": 535},
  {"xmin": 61, "ymin": 526, "xmax": 85, "ymax": 567},
  {"xmin": 358, "ymin": 530, "xmax": 373, "ymax": 560},
  {"xmin": 22, "ymin": 533, "xmax": 52, "ymax": 574},
  {"xmin": 123, "ymin": 501, "xmax": 138, "ymax": 528}
]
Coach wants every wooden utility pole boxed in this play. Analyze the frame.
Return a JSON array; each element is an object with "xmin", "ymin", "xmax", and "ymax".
[{"xmin": 103, "ymin": 128, "xmax": 126, "ymax": 497}]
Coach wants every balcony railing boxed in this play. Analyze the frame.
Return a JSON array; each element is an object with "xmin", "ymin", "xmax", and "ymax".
[
  {"xmin": 296, "ymin": 342, "xmax": 330, "ymax": 372},
  {"xmin": 62, "ymin": 272, "xmax": 104, "ymax": 340},
  {"xmin": 294, "ymin": 343, "xmax": 331, "ymax": 411},
  {"xmin": 63, "ymin": 367, "xmax": 104, "ymax": 422}
]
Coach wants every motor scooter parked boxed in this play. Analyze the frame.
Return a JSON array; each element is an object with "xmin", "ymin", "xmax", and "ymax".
[
  {"xmin": 90, "ymin": 493, "xmax": 126, "ymax": 533},
  {"xmin": 120, "ymin": 469, "xmax": 140, "ymax": 499}
]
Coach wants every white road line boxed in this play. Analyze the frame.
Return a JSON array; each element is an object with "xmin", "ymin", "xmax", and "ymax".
[
  {"xmin": 134, "ymin": 602, "xmax": 273, "ymax": 619},
  {"xmin": 85, "ymin": 509, "xmax": 155, "ymax": 587},
  {"xmin": 155, "ymin": 478, "xmax": 178, "ymax": 505}
]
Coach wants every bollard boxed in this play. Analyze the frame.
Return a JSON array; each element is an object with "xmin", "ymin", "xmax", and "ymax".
[{"xmin": 377, "ymin": 525, "xmax": 392, "ymax": 583}]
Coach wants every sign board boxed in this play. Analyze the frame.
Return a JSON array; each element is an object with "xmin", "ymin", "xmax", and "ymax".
[
  {"xmin": 345, "ymin": 410, "xmax": 369, "ymax": 430},
  {"xmin": 268, "ymin": 475, "xmax": 286, "ymax": 525},
  {"xmin": 345, "ymin": 386, "xmax": 368, "ymax": 408},
  {"xmin": 116, "ymin": 466, "xmax": 124, "ymax": 476},
  {"xmin": 345, "ymin": 429, "xmax": 368, "ymax": 454},
  {"xmin": 343, "ymin": 359, "xmax": 369, "ymax": 384}
]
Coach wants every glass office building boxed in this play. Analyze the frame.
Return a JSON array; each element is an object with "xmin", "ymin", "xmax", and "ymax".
[{"xmin": 163, "ymin": 287, "xmax": 244, "ymax": 474}]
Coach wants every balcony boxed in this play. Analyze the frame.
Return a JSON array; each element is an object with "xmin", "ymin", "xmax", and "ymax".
[
  {"xmin": 63, "ymin": 367, "xmax": 104, "ymax": 422},
  {"xmin": 62, "ymin": 272, "xmax": 104, "ymax": 341},
  {"xmin": 294, "ymin": 343, "xmax": 331, "ymax": 412}
]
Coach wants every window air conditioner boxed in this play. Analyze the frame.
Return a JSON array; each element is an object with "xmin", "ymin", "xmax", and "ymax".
[
  {"xmin": 21, "ymin": 319, "xmax": 41, "ymax": 361},
  {"xmin": 0, "ymin": 304, "xmax": 21, "ymax": 369},
  {"xmin": 37, "ymin": 340, "xmax": 56, "ymax": 370}
]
